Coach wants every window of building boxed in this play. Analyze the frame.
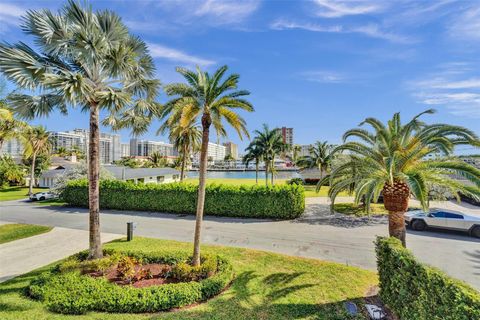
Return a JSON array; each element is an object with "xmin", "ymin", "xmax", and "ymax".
[{"xmin": 157, "ymin": 176, "xmax": 164, "ymax": 183}]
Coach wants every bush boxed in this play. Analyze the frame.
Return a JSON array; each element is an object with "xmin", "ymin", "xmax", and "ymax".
[
  {"xmin": 375, "ymin": 237, "xmax": 480, "ymax": 320},
  {"xmin": 286, "ymin": 177, "xmax": 304, "ymax": 185},
  {"xmin": 29, "ymin": 249, "xmax": 234, "ymax": 314},
  {"xmin": 62, "ymin": 179, "xmax": 305, "ymax": 219},
  {"xmin": 171, "ymin": 255, "xmax": 217, "ymax": 281}
]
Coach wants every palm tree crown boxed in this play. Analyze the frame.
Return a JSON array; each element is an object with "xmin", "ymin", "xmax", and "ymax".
[{"xmin": 298, "ymin": 140, "xmax": 334, "ymax": 179}]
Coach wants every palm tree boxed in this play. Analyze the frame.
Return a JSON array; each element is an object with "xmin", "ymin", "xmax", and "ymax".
[
  {"xmin": 159, "ymin": 120, "xmax": 201, "ymax": 181},
  {"xmin": 243, "ymin": 144, "xmax": 262, "ymax": 184},
  {"xmin": 291, "ymin": 144, "xmax": 301, "ymax": 167},
  {"xmin": 56, "ymin": 147, "xmax": 68, "ymax": 157},
  {"xmin": 298, "ymin": 141, "xmax": 334, "ymax": 181},
  {"xmin": 21, "ymin": 126, "xmax": 52, "ymax": 195},
  {"xmin": 0, "ymin": 106, "xmax": 27, "ymax": 150},
  {"xmin": 319, "ymin": 109, "xmax": 480, "ymax": 246},
  {"xmin": 250, "ymin": 124, "xmax": 284, "ymax": 185},
  {"xmin": 0, "ymin": 1, "xmax": 159, "ymax": 259},
  {"xmin": 160, "ymin": 65, "xmax": 253, "ymax": 266},
  {"xmin": 145, "ymin": 151, "xmax": 167, "ymax": 168}
]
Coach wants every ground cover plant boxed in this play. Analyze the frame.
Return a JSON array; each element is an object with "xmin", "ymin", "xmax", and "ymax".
[
  {"xmin": 62, "ymin": 179, "xmax": 305, "ymax": 219},
  {"xmin": 0, "ymin": 187, "xmax": 44, "ymax": 201},
  {"xmin": 0, "ymin": 223, "xmax": 52, "ymax": 244},
  {"xmin": 0, "ymin": 237, "xmax": 378, "ymax": 319}
]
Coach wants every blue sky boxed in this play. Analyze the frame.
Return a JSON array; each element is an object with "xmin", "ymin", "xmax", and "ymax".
[{"xmin": 1, "ymin": 0, "xmax": 479, "ymax": 153}]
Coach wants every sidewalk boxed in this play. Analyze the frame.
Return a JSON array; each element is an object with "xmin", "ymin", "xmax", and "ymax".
[{"xmin": 0, "ymin": 226, "xmax": 122, "ymax": 283}]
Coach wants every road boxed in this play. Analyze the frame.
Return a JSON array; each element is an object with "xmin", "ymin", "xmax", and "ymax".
[{"xmin": 1, "ymin": 198, "xmax": 479, "ymax": 290}]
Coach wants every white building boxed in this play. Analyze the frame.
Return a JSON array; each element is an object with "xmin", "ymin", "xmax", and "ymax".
[
  {"xmin": 299, "ymin": 144, "xmax": 312, "ymax": 157},
  {"xmin": 223, "ymin": 141, "xmax": 238, "ymax": 160},
  {"xmin": 0, "ymin": 138, "xmax": 23, "ymax": 159},
  {"xmin": 275, "ymin": 127, "xmax": 294, "ymax": 145},
  {"xmin": 193, "ymin": 142, "xmax": 226, "ymax": 162},
  {"xmin": 51, "ymin": 129, "xmax": 122, "ymax": 164},
  {"xmin": 121, "ymin": 143, "xmax": 130, "ymax": 158},
  {"xmin": 129, "ymin": 138, "xmax": 177, "ymax": 158}
]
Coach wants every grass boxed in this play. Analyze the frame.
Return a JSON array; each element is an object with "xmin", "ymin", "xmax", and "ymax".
[
  {"xmin": 0, "ymin": 237, "xmax": 378, "ymax": 319},
  {"xmin": 184, "ymin": 178, "xmax": 346, "ymax": 198},
  {"xmin": 0, "ymin": 223, "xmax": 53, "ymax": 244},
  {"xmin": 0, "ymin": 187, "xmax": 45, "ymax": 202},
  {"xmin": 33, "ymin": 199, "xmax": 67, "ymax": 206}
]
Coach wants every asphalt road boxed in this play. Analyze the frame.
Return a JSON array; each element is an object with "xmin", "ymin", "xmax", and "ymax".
[{"xmin": 1, "ymin": 198, "xmax": 479, "ymax": 290}]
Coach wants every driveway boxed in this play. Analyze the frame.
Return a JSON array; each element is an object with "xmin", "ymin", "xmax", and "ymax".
[{"xmin": 1, "ymin": 198, "xmax": 479, "ymax": 290}]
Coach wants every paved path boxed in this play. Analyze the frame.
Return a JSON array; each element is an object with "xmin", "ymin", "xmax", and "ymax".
[
  {"xmin": 1, "ymin": 198, "xmax": 479, "ymax": 290},
  {"xmin": 0, "ymin": 225, "xmax": 121, "ymax": 283}
]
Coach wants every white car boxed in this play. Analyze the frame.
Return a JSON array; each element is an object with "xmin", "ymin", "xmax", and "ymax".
[
  {"xmin": 29, "ymin": 191, "xmax": 57, "ymax": 201},
  {"xmin": 405, "ymin": 209, "xmax": 480, "ymax": 238}
]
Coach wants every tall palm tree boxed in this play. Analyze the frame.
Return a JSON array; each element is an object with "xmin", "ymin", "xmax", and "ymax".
[
  {"xmin": 319, "ymin": 109, "xmax": 480, "ymax": 246},
  {"xmin": 159, "ymin": 120, "xmax": 201, "ymax": 181},
  {"xmin": 21, "ymin": 126, "xmax": 52, "ymax": 195},
  {"xmin": 291, "ymin": 144, "xmax": 301, "ymax": 167},
  {"xmin": 160, "ymin": 65, "xmax": 253, "ymax": 266},
  {"xmin": 298, "ymin": 141, "xmax": 334, "ymax": 181},
  {"xmin": 0, "ymin": 1, "xmax": 159, "ymax": 259},
  {"xmin": 243, "ymin": 144, "xmax": 262, "ymax": 184},
  {"xmin": 250, "ymin": 124, "xmax": 284, "ymax": 185}
]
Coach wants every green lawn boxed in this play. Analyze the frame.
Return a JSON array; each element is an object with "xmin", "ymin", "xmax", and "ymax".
[
  {"xmin": 0, "ymin": 237, "xmax": 378, "ymax": 319},
  {"xmin": 184, "ymin": 178, "xmax": 345, "ymax": 198},
  {"xmin": 0, "ymin": 223, "xmax": 53, "ymax": 244},
  {"xmin": 0, "ymin": 187, "xmax": 45, "ymax": 201}
]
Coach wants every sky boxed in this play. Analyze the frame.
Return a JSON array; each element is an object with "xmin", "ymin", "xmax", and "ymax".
[{"xmin": 1, "ymin": 0, "xmax": 479, "ymax": 154}]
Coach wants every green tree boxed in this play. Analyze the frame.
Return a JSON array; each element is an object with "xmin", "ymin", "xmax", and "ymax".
[
  {"xmin": 242, "ymin": 144, "xmax": 262, "ymax": 184},
  {"xmin": 21, "ymin": 126, "xmax": 52, "ymax": 195},
  {"xmin": 320, "ymin": 110, "xmax": 480, "ymax": 246},
  {"xmin": 56, "ymin": 147, "xmax": 68, "ymax": 157},
  {"xmin": 0, "ymin": 0, "xmax": 159, "ymax": 259},
  {"xmin": 0, "ymin": 155, "xmax": 26, "ymax": 187},
  {"xmin": 160, "ymin": 65, "xmax": 253, "ymax": 266},
  {"xmin": 159, "ymin": 120, "xmax": 201, "ymax": 181},
  {"xmin": 291, "ymin": 144, "xmax": 301, "ymax": 166},
  {"xmin": 115, "ymin": 157, "xmax": 141, "ymax": 168},
  {"xmin": 250, "ymin": 124, "xmax": 284, "ymax": 185},
  {"xmin": 144, "ymin": 151, "xmax": 167, "ymax": 168},
  {"xmin": 298, "ymin": 141, "xmax": 334, "ymax": 181}
]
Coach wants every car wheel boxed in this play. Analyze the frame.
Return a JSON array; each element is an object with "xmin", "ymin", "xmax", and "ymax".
[
  {"xmin": 412, "ymin": 219, "xmax": 427, "ymax": 231},
  {"xmin": 471, "ymin": 226, "xmax": 480, "ymax": 238},
  {"xmin": 39, "ymin": 196, "xmax": 45, "ymax": 201}
]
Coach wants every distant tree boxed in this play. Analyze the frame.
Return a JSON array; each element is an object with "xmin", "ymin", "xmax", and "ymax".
[
  {"xmin": 145, "ymin": 151, "xmax": 167, "ymax": 168},
  {"xmin": 0, "ymin": 155, "xmax": 26, "ymax": 187},
  {"xmin": 160, "ymin": 65, "xmax": 253, "ymax": 266},
  {"xmin": 250, "ymin": 124, "xmax": 284, "ymax": 185},
  {"xmin": 22, "ymin": 153, "xmax": 51, "ymax": 179},
  {"xmin": 56, "ymin": 147, "xmax": 68, "ymax": 157},
  {"xmin": 297, "ymin": 141, "xmax": 334, "ymax": 181},
  {"xmin": 21, "ymin": 126, "xmax": 52, "ymax": 195},
  {"xmin": 224, "ymin": 154, "xmax": 235, "ymax": 163},
  {"xmin": 242, "ymin": 144, "xmax": 262, "ymax": 184},
  {"xmin": 291, "ymin": 144, "xmax": 301, "ymax": 166},
  {"xmin": 115, "ymin": 157, "xmax": 141, "ymax": 168},
  {"xmin": 0, "ymin": 1, "xmax": 160, "ymax": 259},
  {"xmin": 52, "ymin": 161, "xmax": 114, "ymax": 194}
]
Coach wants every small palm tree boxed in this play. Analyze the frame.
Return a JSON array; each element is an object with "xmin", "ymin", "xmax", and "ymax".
[
  {"xmin": 291, "ymin": 144, "xmax": 301, "ymax": 167},
  {"xmin": 298, "ymin": 141, "xmax": 334, "ymax": 181},
  {"xmin": 159, "ymin": 120, "xmax": 201, "ymax": 181},
  {"xmin": 243, "ymin": 144, "xmax": 262, "ymax": 184},
  {"xmin": 56, "ymin": 147, "xmax": 68, "ymax": 157},
  {"xmin": 320, "ymin": 110, "xmax": 480, "ymax": 246},
  {"xmin": 0, "ymin": 1, "xmax": 159, "ymax": 259},
  {"xmin": 145, "ymin": 151, "xmax": 167, "ymax": 168},
  {"xmin": 0, "ymin": 106, "xmax": 27, "ymax": 150},
  {"xmin": 21, "ymin": 126, "xmax": 52, "ymax": 195},
  {"xmin": 160, "ymin": 65, "xmax": 253, "ymax": 266},
  {"xmin": 250, "ymin": 124, "xmax": 284, "ymax": 185}
]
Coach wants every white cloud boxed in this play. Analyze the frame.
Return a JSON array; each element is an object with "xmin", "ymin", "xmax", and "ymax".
[
  {"xmin": 448, "ymin": 5, "xmax": 480, "ymax": 40},
  {"xmin": 194, "ymin": 0, "xmax": 260, "ymax": 24},
  {"xmin": 270, "ymin": 19, "xmax": 413, "ymax": 44},
  {"xmin": 0, "ymin": 2, "xmax": 25, "ymax": 30},
  {"xmin": 300, "ymin": 70, "xmax": 347, "ymax": 83},
  {"xmin": 313, "ymin": 0, "xmax": 384, "ymax": 18},
  {"xmin": 147, "ymin": 43, "xmax": 215, "ymax": 67}
]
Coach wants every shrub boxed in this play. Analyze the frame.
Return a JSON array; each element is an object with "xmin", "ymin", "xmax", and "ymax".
[
  {"xmin": 171, "ymin": 255, "xmax": 217, "ymax": 281},
  {"xmin": 62, "ymin": 179, "xmax": 305, "ymax": 219},
  {"xmin": 117, "ymin": 256, "xmax": 138, "ymax": 282},
  {"xmin": 29, "ymin": 249, "xmax": 234, "ymax": 314},
  {"xmin": 375, "ymin": 237, "xmax": 480, "ymax": 320},
  {"xmin": 286, "ymin": 177, "xmax": 304, "ymax": 185}
]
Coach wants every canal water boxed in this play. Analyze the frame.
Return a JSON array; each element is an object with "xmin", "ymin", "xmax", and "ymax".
[{"xmin": 187, "ymin": 171, "xmax": 302, "ymax": 180}]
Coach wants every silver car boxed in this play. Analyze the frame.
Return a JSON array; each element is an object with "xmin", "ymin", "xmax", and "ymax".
[{"xmin": 405, "ymin": 209, "xmax": 480, "ymax": 238}]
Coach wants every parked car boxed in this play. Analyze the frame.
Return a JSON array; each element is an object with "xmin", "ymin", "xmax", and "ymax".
[
  {"xmin": 405, "ymin": 209, "xmax": 480, "ymax": 238},
  {"xmin": 29, "ymin": 191, "xmax": 57, "ymax": 201}
]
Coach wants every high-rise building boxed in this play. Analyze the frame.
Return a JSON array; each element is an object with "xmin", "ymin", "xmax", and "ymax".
[
  {"xmin": 276, "ymin": 127, "xmax": 294, "ymax": 145},
  {"xmin": 0, "ymin": 138, "xmax": 23, "ymax": 159},
  {"xmin": 223, "ymin": 142, "xmax": 238, "ymax": 160},
  {"xmin": 193, "ymin": 142, "xmax": 226, "ymax": 162},
  {"xmin": 51, "ymin": 129, "xmax": 122, "ymax": 164},
  {"xmin": 299, "ymin": 144, "xmax": 312, "ymax": 157},
  {"xmin": 121, "ymin": 143, "xmax": 130, "ymax": 158},
  {"xmin": 129, "ymin": 139, "xmax": 177, "ymax": 157}
]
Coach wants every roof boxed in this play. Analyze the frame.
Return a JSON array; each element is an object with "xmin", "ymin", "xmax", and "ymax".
[
  {"xmin": 103, "ymin": 166, "xmax": 179, "ymax": 180},
  {"xmin": 41, "ymin": 167, "xmax": 67, "ymax": 178}
]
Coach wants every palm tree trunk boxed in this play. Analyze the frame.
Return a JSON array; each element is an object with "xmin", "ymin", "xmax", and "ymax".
[
  {"xmin": 192, "ymin": 113, "xmax": 211, "ymax": 267},
  {"xmin": 383, "ymin": 181, "xmax": 410, "ymax": 247},
  {"xmin": 180, "ymin": 144, "xmax": 187, "ymax": 181},
  {"xmin": 28, "ymin": 152, "xmax": 36, "ymax": 195},
  {"xmin": 265, "ymin": 161, "xmax": 269, "ymax": 186},
  {"xmin": 388, "ymin": 211, "xmax": 406, "ymax": 247},
  {"xmin": 255, "ymin": 160, "xmax": 258, "ymax": 184},
  {"xmin": 271, "ymin": 158, "xmax": 274, "ymax": 185},
  {"xmin": 88, "ymin": 104, "xmax": 103, "ymax": 259}
]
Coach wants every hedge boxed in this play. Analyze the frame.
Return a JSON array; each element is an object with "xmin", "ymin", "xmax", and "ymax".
[
  {"xmin": 29, "ymin": 249, "xmax": 234, "ymax": 314},
  {"xmin": 375, "ymin": 237, "xmax": 480, "ymax": 320},
  {"xmin": 62, "ymin": 179, "xmax": 305, "ymax": 219}
]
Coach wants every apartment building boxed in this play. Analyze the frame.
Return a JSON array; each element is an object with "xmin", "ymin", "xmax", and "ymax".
[
  {"xmin": 129, "ymin": 138, "xmax": 177, "ymax": 157},
  {"xmin": 275, "ymin": 127, "xmax": 294, "ymax": 145},
  {"xmin": 193, "ymin": 142, "xmax": 226, "ymax": 162},
  {"xmin": 223, "ymin": 141, "xmax": 238, "ymax": 160}
]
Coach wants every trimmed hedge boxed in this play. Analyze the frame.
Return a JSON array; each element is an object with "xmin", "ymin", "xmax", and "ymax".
[
  {"xmin": 29, "ymin": 249, "xmax": 234, "ymax": 314},
  {"xmin": 375, "ymin": 237, "xmax": 480, "ymax": 320},
  {"xmin": 62, "ymin": 179, "xmax": 305, "ymax": 219}
]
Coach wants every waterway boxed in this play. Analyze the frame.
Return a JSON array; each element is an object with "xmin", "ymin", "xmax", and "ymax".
[{"xmin": 187, "ymin": 170, "xmax": 302, "ymax": 179}]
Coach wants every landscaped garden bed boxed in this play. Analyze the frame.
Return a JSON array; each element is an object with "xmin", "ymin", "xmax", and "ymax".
[
  {"xmin": 27, "ymin": 248, "xmax": 234, "ymax": 314},
  {"xmin": 0, "ymin": 237, "xmax": 378, "ymax": 319}
]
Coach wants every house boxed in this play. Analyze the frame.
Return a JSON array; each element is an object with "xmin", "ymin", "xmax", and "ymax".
[{"xmin": 38, "ymin": 164, "xmax": 180, "ymax": 188}]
